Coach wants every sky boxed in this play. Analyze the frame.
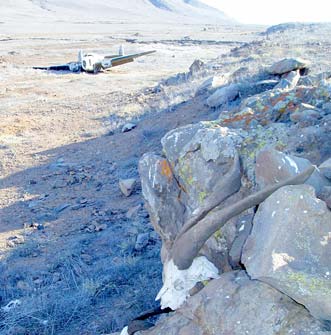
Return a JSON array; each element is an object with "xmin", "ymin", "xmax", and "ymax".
[{"xmin": 201, "ymin": 0, "xmax": 331, "ymax": 25}]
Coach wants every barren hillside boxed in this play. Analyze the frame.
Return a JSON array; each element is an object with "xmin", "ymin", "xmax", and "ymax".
[{"xmin": 0, "ymin": 0, "xmax": 234, "ymax": 31}]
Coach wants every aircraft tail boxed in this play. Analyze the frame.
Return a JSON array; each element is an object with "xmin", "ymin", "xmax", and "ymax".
[
  {"xmin": 78, "ymin": 50, "xmax": 84, "ymax": 63},
  {"xmin": 119, "ymin": 45, "xmax": 124, "ymax": 56}
]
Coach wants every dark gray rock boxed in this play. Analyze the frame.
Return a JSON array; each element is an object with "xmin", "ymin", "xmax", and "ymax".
[
  {"xmin": 188, "ymin": 59, "xmax": 204, "ymax": 77},
  {"xmin": 139, "ymin": 153, "xmax": 185, "ymax": 259},
  {"xmin": 275, "ymin": 70, "xmax": 300, "ymax": 90},
  {"xmin": 320, "ymin": 158, "xmax": 331, "ymax": 180},
  {"xmin": 228, "ymin": 213, "xmax": 254, "ymax": 268},
  {"xmin": 140, "ymin": 123, "xmax": 243, "ymax": 269},
  {"xmin": 122, "ymin": 123, "xmax": 137, "ymax": 133},
  {"xmin": 142, "ymin": 271, "xmax": 327, "ymax": 335},
  {"xmin": 206, "ymin": 83, "xmax": 240, "ymax": 107},
  {"xmin": 135, "ymin": 233, "xmax": 150, "ymax": 251},
  {"xmin": 255, "ymin": 149, "xmax": 330, "ymax": 195},
  {"xmin": 126, "ymin": 204, "xmax": 142, "ymax": 219},
  {"xmin": 54, "ymin": 203, "xmax": 71, "ymax": 214},
  {"xmin": 161, "ymin": 123, "xmax": 242, "ymax": 215},
  {"xmin": 290, "ymin": 109, "xmax": 322, "ymax": 127},
  {"xmin": 243, "ymin": 185, "xmax": 331, "ymax": 321},
  {"xmin": 28, "ymin": 200, "xmax": 42, "ymax": 210},
  {"xmin": 119, "ymin": 178, "xmax": 136, "ymax": 197},
  {"xmin": 268, "ymin": 58, "xmax": 310, "ymax": 75}
]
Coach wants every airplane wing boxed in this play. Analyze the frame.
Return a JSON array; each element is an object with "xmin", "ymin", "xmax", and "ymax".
[
  {"xmin": 107, "ymin": 50, "xmax": 156, "ymax": 67},
  {"xmin": 33, "ymin": 64, "xmax": 71, "ymax": 71},
  {"xmin": 33, "ymin": 62, "xmax": 81, "ymax": 72}
]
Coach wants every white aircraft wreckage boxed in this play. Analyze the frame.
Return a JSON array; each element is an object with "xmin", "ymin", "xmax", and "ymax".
[{"xmin": 33, "ymin": 46, "xmax": 156, "ymax": 74}]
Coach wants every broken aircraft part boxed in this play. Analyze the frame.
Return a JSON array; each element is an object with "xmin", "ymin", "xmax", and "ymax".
[{"xmin": 33, "ymin": 46, "xmax": 156, "ymax": 74}]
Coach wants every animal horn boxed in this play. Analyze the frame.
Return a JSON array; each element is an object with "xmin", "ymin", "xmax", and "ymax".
[{"xmin": 171, "ymin": 166, "xmax": 315, "ymax": 270}]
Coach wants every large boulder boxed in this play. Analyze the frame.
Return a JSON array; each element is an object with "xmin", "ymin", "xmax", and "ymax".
[
  {"xmin": 255, "ymin": 149, "xmax": 330, "ymax": 195},
  {"xmin": 291, "ymin": 117, "xmax": 331, "ymax": 164},
  {"xmin": 161, "ymin": 123, "xmax": 242, "ymax": 215},
  {"xmin": 141, "ymin": 271, "xmax": 327, "ymax": 335},
  {"xmin": 243, "ymin": 185, "xmax": 331, "ymax": 321},
  {"xmin": 268, "ymin": 58, "xmax": 310, "ymax": 75},
  {"xmin": 206, "ymin": 83, "xmax": 240, "ymax": 108},
  {"xmin": 139, "ymin": 123, "xmax": 243, "ymax": 269}
]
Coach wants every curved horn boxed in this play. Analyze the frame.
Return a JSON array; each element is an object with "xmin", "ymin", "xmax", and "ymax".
[{"xmin": 171, "ymin": 166, "xmax": 315, "ymax": 270}]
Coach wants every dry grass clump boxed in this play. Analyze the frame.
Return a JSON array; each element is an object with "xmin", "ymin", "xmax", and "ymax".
[{"xmin": 0, "ymin": 239, "xmax": 162, "ymax": 334}]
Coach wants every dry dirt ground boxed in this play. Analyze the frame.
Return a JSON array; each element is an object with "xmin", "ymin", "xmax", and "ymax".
[{"xmin": 0, "ymin": 24, "xmax": 262, "ymax": 334}]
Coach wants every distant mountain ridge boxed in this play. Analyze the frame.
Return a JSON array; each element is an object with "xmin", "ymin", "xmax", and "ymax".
[
  {"xmin": 1, "ymin": 0, "xmax": 234, "ymax": 25},
  {"xmin": 149, "ymin": 0, "xmax": 172, "ymax": 11},
  {"xmin": 146, "ymin": 0, "xmax": 229, "ymax": 18},
  {"xmin": 147, "ymin": 0, "xmax": 216, "ymax": 11}
]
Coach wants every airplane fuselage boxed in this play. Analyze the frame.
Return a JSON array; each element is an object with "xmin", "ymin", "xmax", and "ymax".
[{"xmin": 81, "ymin": 53, "xmax": 112, "ymax": 73}]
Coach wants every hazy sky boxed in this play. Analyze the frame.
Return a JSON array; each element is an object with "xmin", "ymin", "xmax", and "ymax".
[{"xmin": 201, "ymin": 0, "xmax": 331, "ymax": 25}]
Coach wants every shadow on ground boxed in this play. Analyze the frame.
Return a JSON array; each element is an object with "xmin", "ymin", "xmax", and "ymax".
[{"xmin": 0, "ymin": 92, "xmax": 218, "ymax": 334}]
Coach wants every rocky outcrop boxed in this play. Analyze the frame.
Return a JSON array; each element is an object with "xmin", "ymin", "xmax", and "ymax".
[
  {"xmin": 242, "ymin": 185, "xmax": 331, "ymax": 320},
  {"xmin": 235, "ymin": 86, "xmax": 323, "ymax": 126},
  {"xmin": 135, "ymin": 60, "xmax": 331, "ymax": 334},
  {"xmin": 141, "ymin": 271, "xmax": 327, "ymax": 335}
]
